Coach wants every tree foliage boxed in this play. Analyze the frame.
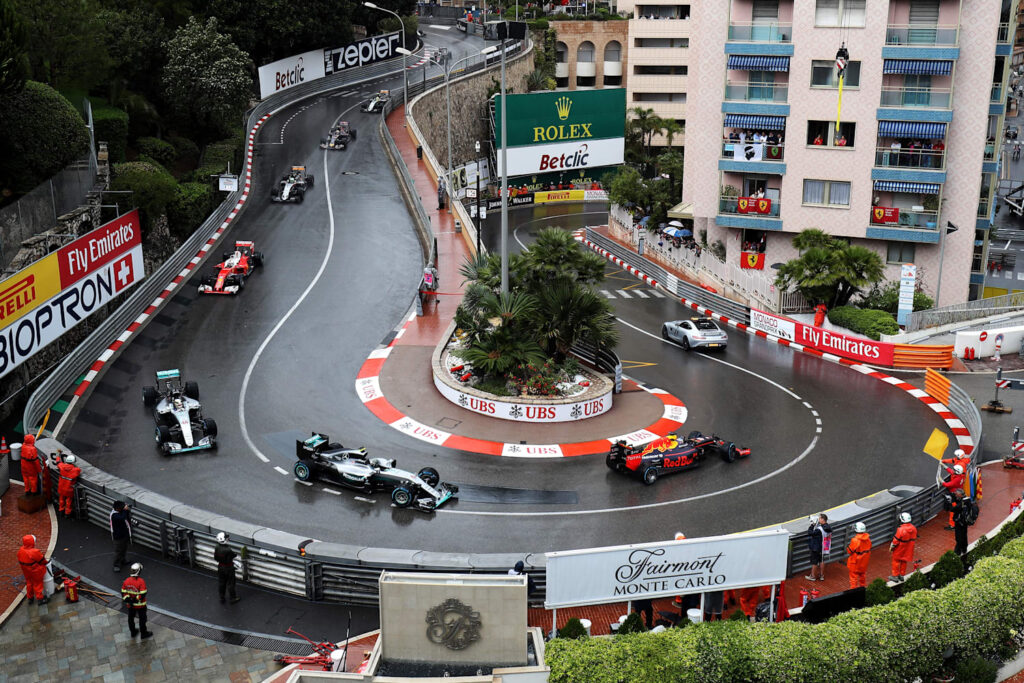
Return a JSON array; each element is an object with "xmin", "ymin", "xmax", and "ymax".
[
  {"xmin": 0, "ymin": 81, "xmax": 89, "ymax": 195},
  {"xmin": 0, "ymin": 0, "xmax": 28, "ymax": 94},
  {"xmin": 162, "ymin": 16, "xmax": 251, "ymax": 140},
  {"xmin": 774, "ymin": 229, "xmax": 885, "ymax": 308},
  {"xmin": 12, "ymin": 0, "xmax": 110, "ymax": 90},
  {"xmin": 110, "ymin": 160, "xmax": 178, "ymax": 237}
]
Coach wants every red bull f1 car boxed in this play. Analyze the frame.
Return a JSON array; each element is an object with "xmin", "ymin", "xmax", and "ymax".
[
  {"xmin": 294, "ymin": 433, "xmax": 458, "ymax": 511},
  {"xmin": 199, "ymin": 241, "xmax": 264, "ymax": 295},
  {"xmin": 607, "ymin": 431, "xmax": 750, "ymax": 485},
  {"xmin": 320, "ymin": 122, "xmax": 356, "ymax": 150}
]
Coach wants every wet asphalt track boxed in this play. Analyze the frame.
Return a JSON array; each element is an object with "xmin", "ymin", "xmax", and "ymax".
[{"xmin": 59, "ymin": 28, "xmax": 946, "ymax": 554}]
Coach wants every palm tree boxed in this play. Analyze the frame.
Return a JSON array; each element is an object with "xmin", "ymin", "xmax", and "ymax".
[
  {"xmin": 518, "ymin": 228, "xmax": 606, "ymax": 289},
  {"xmin": 533, "ymin": 283, "xmax": 620, "ymax": 360},
  {"xmin": 832, "ymin": 245, "xmax": 885, "ymax": 307},
  {"xmin": 661, "ymin": 119, "xmax": 683, "ymax": 148},
  {"xmin": 792, "ymin": 228, "xmax": 836, "ymax": 253},
  {"xmin": 774, "ymin": 246, "xmax": 837, "ymax": 305}
]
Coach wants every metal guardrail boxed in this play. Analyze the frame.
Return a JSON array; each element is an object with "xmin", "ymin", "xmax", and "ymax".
[
  {"xmin": 584, "ymin": 227, "xmax": 752, "ymax": 324},
  {"xmin": 904, "ymin": 291, "xmax": 1024, "ymax": 332}
]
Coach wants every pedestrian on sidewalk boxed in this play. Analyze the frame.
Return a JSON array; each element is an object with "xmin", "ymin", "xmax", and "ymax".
[
  {"xmin": 214, "ymin": 533, "xmax": 240, "ymax": 604},
  {"xmin": 17, "ymin": 534, "xmax": 49, "ymax": 605},
  {"xmin": 846, "ymin": 522, "xmax": 871, "ymax": 589},
  {"xmin": 19, "ymin": 434, "xmax": 41, "ymax": 495},
  {"xmin": 805, "ymin": 513, "xmax": 832, "ymax": 581},
  {"xmin": 941, "ymin": 450, "xmax": 971, "ymax": 528},
  {"xmin": 110, "ymin": 501, "xmax": 132, "ymax": 572},
  {"xmin": 54, "ymin": 452, "xmax": 81, "ymax": 518},
  {"xmin": 888, "ymin": 512, "xmax": 917, "ymax": 581},
  {"xmin": 121, "ymin": 563, "xmax": 152, "ymax": 639}
]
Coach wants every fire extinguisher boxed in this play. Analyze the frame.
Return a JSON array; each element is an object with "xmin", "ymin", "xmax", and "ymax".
[{"xmin": 64, "ymin": 576, "xmax": 80, "ymax": 603}]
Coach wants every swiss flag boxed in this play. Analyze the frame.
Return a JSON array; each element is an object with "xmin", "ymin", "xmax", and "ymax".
[{"xmin": 113, "ymin": 253, "xmax": 135, "ymax": 292}]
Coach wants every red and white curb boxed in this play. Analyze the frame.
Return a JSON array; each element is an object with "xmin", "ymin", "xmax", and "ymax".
[
  {"xmin": 51, "ymin": 115, "xmax": 273, "ymax": 437},
  {"xmin": 575, "ymin": 230, "xmax": 975, "ymax": 456},
  {"xmin": 354, "ymin": 313, "xmax": 689, "ymax": 457}
]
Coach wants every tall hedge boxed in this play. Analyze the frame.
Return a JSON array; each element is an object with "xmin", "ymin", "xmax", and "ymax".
[
  {"xmin": 191, "ymin": 136, "xmax": 242, "ymax": 183},
  {"xmin": 827, "ymin": 306, "xmax": 900, "ymax": 340},
  {"xmin": 110, "ymin": 161, "xmax": 177, "ymax": 237},
  {"xmin": 167, "ymin": 181, "xmax": 214, "ymax": 242},
  {"xmin": 0, "ymin": 81, "xmax": 89, "ymax": 194},
  {"xmin": 93, "ymin": 104, "xmax": 129, "ymax": 163},
  {"xmin": 546, "ymin": 549, "xmax": 1024, "ymax": 682}
]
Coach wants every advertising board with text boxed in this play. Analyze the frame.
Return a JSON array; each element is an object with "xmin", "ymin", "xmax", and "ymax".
[
  {"xmin": 0, "ymin": 210, "xmax": 144, "ymax": 379},
  {"xmin": 258, "ymin": 49, "xmax": 327, "ymax": 99},
  {"xmin": 497, "ymin": 138, "xmax": 624, "ymax": 177},
  {"xmin": 750, "ymin": 307, "xmax": 895, "ymax": 365},
  {"xmin": 324, "ymin": 32, "xmax": 402, "ymax": 74},
  {"xmin": 545, "ymin": 530, "xmax": 789, "ymax": 608}
]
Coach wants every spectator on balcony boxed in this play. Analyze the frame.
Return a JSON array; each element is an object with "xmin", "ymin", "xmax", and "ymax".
[
  {"xmin": 836, "ymin": 134, "xmax": 847, "ymax": 147},
  {"xmin": 889, "ymin": 139, "xmax": 901, "ymax": 167},
  {"xmin": 766, "ymin": 131, "xmax": 778, "ymax": 145},
  {"xmin": 729, "ymin": 130, "xmax": 740, "ymax": 143},
  {"xmin": 813, "ymin": 133, "xmax": 824, "ymax": 145}
]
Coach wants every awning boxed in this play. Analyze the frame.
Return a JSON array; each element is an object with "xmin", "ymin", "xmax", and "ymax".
[
  {"xmin": 723, "ymin": 114, "xmax": 787, "ymax": 130},
  {"xmin": 877, "ymin": 121, "xmax": 947, "ymax": 138},
  {"xmin": 668, "ymin": 201, "xmax": 694, "ymax": 220},
  {"xmin": 882, "ymin": 59, "xmax": 953, "ymax": 76},
  {"xmin": 873, "ymin": 180, "xmax": 941, "ymax": 195},
  {"xmin": 727, "ymin": 55, "xmax": 790, "ymax": 71}
]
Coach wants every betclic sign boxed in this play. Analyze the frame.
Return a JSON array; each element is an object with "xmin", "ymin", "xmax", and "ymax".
[
  {"xmin": 324, "ymin": 32, "xmax": 402, "ymax": 74},
  {"xmin": 258, "ymin": 50, "xmax": 326, "ymax": 99},
  {"xmin": 0, "ymin": 210, "xmax": 144, "ymax": 379},
  {"xmin": 545, "ymin": 530, "xmax": 789, "ymax": 608}
]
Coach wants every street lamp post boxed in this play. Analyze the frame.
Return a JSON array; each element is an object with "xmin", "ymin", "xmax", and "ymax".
[
  {"xmin": 475, "ymin": 140, "xmax": 482, "ymax": 255},
  {"xmin": 482, "ymin": 41, "xmax": 510, "ymax": 294},
  {"xmin": 364, "ymin": 2, "xmax": 408, "ymax": 115}
]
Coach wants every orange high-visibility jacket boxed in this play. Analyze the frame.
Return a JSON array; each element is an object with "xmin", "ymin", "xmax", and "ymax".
[
  {"xmin": 846, "ymin": 533, "xmax": 871, "ymax": 572},
  {"xmin": 891, "ymin": 523, "xmax": 917, "ymax": 563}
]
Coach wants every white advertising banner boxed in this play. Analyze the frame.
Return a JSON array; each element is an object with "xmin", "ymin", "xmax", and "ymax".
[
  {"xmin": 258, "ymin": 50, "xmax": 326, "ymax": 99},
  {"xmin": 545, "ymin": 530, "xmax": 790, "ymax": 608},
  {"xmin": 897, "ymin": 263, "xmax": 916, "ymax": 327},
  {"xmin": 750, "ymin": 307, "xmax": 796, "ymax": 342},
  {"xmin": 434, "ymin": 373, "xmax": 612, "ymax": 423},
  {"xmin": 324, "ymin": 32, "xmax": 402, "ymax": 74},
  {"xmin": 497, "ymin": 138, "xmax": 624, "ymax": 176}
]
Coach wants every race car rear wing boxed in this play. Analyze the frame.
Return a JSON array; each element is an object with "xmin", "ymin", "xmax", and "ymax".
[
  {"xmin": 156, "ymin": 369, "xmax": 181, "ymax": 381},
  {"xmin": 297, "ymin": 432, "xmax": 329, "ymax": 458}
]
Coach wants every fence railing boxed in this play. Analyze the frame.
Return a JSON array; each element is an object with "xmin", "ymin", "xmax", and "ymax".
[
  {"xmin": 904, "ymin": 291, "xmax": 1024, "ymax": 332},
  {"xmin": 884, "ymin": 24, "xmax": 959, "ymax": 46},
  {"xmin": 879, "ymin": 86, "xmax": 951, "ymax": 109}
]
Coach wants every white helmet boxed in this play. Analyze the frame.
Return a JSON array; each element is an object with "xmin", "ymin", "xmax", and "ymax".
[
  {"xmin": 130, "ymin": 562, "xmax": 143, "ymax": 576},
  {"xmin": 674, "ymin": 531, "xmax": 686, "ymax": 541},
  {"xmin": 954, "ymin": 449, "xmax": 965, "ymax": 458},
  {"xmin": 64, "ymin": 454, "xmax": 76, "ymax": 465},
  {"xmin": 854, "ymin": 522, "xmax": 867, "ymax": 533},
  {"xmin": 953, "ymin": 464, "xmax": 964, "ymax": 475},
  {"xmin": 216, "ymin": 532, "xmax": 228, "ymax": 544},
  {"xmin": 899, "ymin": 512, "xmax": 912, "ymax": 524}
]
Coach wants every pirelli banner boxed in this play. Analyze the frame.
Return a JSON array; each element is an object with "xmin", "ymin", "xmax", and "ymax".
[
  {"xmin": 494, "ymin": 89, "xmax": 626, "ymax": 176},
  {"xmin": 0, "ymin": 210, "xmax": 144, "ymax": 379}
]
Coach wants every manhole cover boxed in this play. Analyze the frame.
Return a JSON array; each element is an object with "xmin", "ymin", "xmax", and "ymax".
[{"xmin": 437, "ymin": 417, "xmax": 461, "ymax": 429}]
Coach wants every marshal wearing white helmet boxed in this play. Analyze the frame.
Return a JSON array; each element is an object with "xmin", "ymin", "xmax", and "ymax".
[
  {"xmin": 889, "ymin": 513, "xmax": 918, "ymax": 582},
  {"xmin": 121, "ymin": 563, "xmax": 152, "ymax": 639},
  {"xmin": 55, "ymin": 451, "xmax": 82, "ymax": 518},
  {"xmin": 846, "ymin": 522, "xmax": 871, "ymax": 588},
  {"xmin": 214, "ymin": 532, "xmax": 240, "ymax": 604}
]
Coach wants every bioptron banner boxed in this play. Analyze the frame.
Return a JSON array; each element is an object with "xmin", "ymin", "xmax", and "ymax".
[
  {"xmin": 494, "ymin": 89, "xmax": 626, "ymax": 176},
  {"xmin": 545, "ymin": 530, "xmax": 789, "ymax": 608},
  {"xmin": 0, "ymin": 210, "xmax": 144, "ymax": 379},
  {"xmin": 257, "ymin": 32, "xmax": 401, "ymax": 98},
  {"xmin": 749, "ymin": 307, "xmax": 895, "ymax": 365}
]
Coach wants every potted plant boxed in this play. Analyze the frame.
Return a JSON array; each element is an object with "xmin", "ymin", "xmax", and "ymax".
[
  {"xmin": 923, "ymin": 194, "xmax": 938, "ymax": 229},
  {"xmin": 721, "ymin": 184, "xmax": 739, "ymax": 214}
]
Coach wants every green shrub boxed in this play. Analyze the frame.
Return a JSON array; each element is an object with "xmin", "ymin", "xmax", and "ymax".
[
  {"xmin": 865, "ymin": 578, "xmax": 895, "ymax": 606},
  {"xmin": 728, "ymin": 608, "xmax": 747, "ymax": 621},
  {"xmin": 955, "ymin": 655, "xmax": 999, "ymax": 683},
  {"xmin": 827, "ymin": 306, "xmax": 900, "ymax": 340},
  {"xmin": 929, "ymin": 551, "xmax": 964, "ymax": 589},
  {"xmin": 528, "ymin": 18, "xmax": 549, "ymax": 29},
  {"xmin": 136, "ymin": 137, "xmax": 177, "ymax": 167},
  {"xmin": 616, "ymin": 612, "xmax": 647, "ymax": 636},
  {"xmin": 192, "ymin": 136, "xmax": 242, "ymax": 182},
  {"xmin": 167, "ymin": 181, "xmax": 214, "ymax": 242},
  {"xmin": 900, "ymin": 570, "xmax": 931, "ymax": 594},
  {"xmin": 857, "ymin": 280, "xmax": 934, "ymax": 314},
  {"xmin": 474, "ymin": 376, "xmax": 513, "ymax": 396},
  {"xmin": 557, "ymin": 618, "xmax": 589, "ymax": 640},
  {"xmin": 110, "ymin": 161, "xmax": 178, "ymax": 237},
  {"xmin": 0, "ymin": 81, "xmax": 90, "ymax": 194},
  {"xmin": 93, "ymin": 104, "xmax": 130, "ymax": 162},
  {"xmin": 168, "ymin": 136, "xmax": 200, "ymax": 164}
]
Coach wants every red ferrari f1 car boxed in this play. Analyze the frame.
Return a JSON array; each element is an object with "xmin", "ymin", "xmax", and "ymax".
[
  {"xmin": 198, "ymin": 241, "xmax": 264, "ymax": 295},
  {"xmin": 607, "ymin": 431, "xmax": 750, "ymax": 485}
]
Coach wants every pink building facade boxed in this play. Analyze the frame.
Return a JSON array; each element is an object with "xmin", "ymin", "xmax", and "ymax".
[{"xmin": 683, "ymin": 0, "xmax": 1018, "ymax": 306}]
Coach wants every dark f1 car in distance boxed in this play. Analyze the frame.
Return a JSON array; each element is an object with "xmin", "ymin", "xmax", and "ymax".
[
  {"xmin": 320, "ymin": 121, "xmax": 356, "ymax": 150},
  {"xmin": 294, "ymin": 433, "xmax": 458, "ymax": 511},
  {"xmin": 607, "ymin": 431, "xmax": 750, "ymax": 485},
  {"xmin": 198, "ymin": 240, "xmax": 264, "ymax": 295}
]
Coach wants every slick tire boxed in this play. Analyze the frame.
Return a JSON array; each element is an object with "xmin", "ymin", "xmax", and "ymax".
[
  {"xmin": 184, "ymin": 381, "xmax": 200, "ymax": 400},
  {"xmin": 142, "ymin": 386, "xmax": 158, "ymax": 407},
  {"xmin": 155, "ymin": 425, "xmax": 171, "ymax": 446},
  {"xmin": 722, "ymin": 442, "xmax": 737, "ymax": 463},
  {"xmin": 203, "ymin": 418, "xmax": 218, "ymax": 438},
  {"xmin": 294, "ymin": 462, "xmax": 312, "ymax": 481},
  {"xmin": 642, "ymin": 467, "xmax": 658, "ymax": 486},
  {"xmin": 392, "ymin": 487, "xmax": 413, "ymax": 508},
  {"xmin": 417, "ymin": 467, "xmax": 440, "ymax": 487}
]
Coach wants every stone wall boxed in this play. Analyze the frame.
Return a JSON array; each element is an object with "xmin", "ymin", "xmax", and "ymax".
[{"xmin": 411, "ymin": 48, "xmax": 535, "ymax": 172}]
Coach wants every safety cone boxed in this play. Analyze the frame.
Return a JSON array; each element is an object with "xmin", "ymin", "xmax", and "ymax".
[{"xmin": 0, "ymin": 437, "xmax": 9, "ymax": 458}]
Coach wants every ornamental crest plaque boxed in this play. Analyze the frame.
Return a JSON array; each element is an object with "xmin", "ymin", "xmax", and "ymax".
[{"xmin": 425, "ymin": 598, "xmax": 482, "ymax": 650}]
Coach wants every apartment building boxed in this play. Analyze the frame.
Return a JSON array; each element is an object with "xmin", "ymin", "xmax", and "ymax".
[
  {"xmin": 682, "ymin": 0, "xmax": 1017, "ymax": 306},
  {"xmin": 552, "ymin": 20, "xmax": 628, "ymax": 90}
]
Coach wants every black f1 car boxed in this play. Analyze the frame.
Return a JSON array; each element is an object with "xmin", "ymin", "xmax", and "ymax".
[
  {"xmin": 361, "ymin": 90, "xmax": 390, "ymax": 113},
  {"xmin": 271, "ymin": 166, "xmax": 314, "ymax": 203},
  {"xmin": 607, "ymin": 431, "xmax": 750, "ymax": 485},
  {"xmin": 142, "ymin": 369, "xmax": 217, "ymax": 454},
  {"xmin": 294, "ymin": 433, "xmax": 458, "ymax": 511},
  {"xmin": 320, "ymin": 122, "xmax": 356, "ymax": 150}
]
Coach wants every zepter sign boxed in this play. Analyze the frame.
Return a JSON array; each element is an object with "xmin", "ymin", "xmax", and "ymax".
[
  {"xmin": 324, "ymin": 32, "xmax": 402, "ymax": 74},
  {"xmin": 257, "ymin": 50, "xmax": 327, "ymax": 99}
]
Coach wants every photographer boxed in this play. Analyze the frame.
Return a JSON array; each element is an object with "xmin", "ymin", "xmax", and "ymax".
[{"xmin": 109, "ymin": 500, "xmax": 133, "ymax": 572}]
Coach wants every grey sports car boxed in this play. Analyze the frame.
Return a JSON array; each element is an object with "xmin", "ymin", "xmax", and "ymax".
[{"xmin": 661, "ymin": 317, "xmax": 729, "ymax": 351}]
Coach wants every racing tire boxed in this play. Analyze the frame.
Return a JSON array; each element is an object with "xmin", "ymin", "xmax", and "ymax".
[
  {"xmin": 417, "ymin": 467, "xmax": 440, "ymax": 487},
  {"xmin": 253, "ymin": 252, "xmax": 264, "ymax": 267},
  {"xmin": 606, "ymin": 453, "xmax": 618, "ymax": 470},
  {"xmin": 155, "ymin": 425, "xmax": 171, "ymax": 445},
  {"xmin": 296, "ymin": 191, "xmax": 304, "ymax": 204},
  {"xmin": 722, "ymin": 442, "xmax": 737, "ymax": 463},
  {"xmin": 203, "ymin": 418, "xmax": 218, "ymax": 438},
  {"xmin": 642, "ymin": 467, "xmax": 659, "ymax": 486},
  {"xmin": 142, "ymin": 386, "xmax": 158, "ymax": 407},
  {"xmin": 392, "ymin": 487, "xmax": 414, "ymax": 508},
  {"xmin": 184, "ymin": 381, "xmax": 200, "ymax": 400},
  {"xmin": 294, "ymin": 462, "xmax": 312, "ymax": 481},
  {"xmin": 351, "ymin": 129, "xmax": 357, "ymax": 140},
  {"xmin": 306, "ymin": 175, "xmax": 314, "ymax": 188},
  {"xmin": 681, "ymin": 337, "xmax": 691, "ymax": 351}
]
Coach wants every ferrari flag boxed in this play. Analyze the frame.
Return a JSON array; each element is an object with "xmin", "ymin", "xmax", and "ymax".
[{"xmin": 741, "ymin": 252, "xmax": 766, "ymax": 270}]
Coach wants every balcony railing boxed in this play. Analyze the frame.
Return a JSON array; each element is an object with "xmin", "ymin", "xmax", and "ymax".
[
  {"xmin": 998, "ymin": 22, "xmax": 1011, "ymax": 44},
  {"xmin": 727, "ymin": 22, "xmax": 791, "ymax": 43},
  {"xmin": 875, "ymin": 146, "xmax": 946, "ymax": 170},
  {"xmin": 722, "ymin": 140, "xmax": 785, "ymax": 162},
  {"xmin": 992, "ymin": 83, "xmax": 1004, "ymax": 103},
  {"xmin": 978, "ymin": 197, "xmax": 991, "ymax": 218},
  {"xmin": 724, "ymin": 83, "xmax": 788, "ymax": 103},
  {"xmin": 719, "ymin": 195, "xmax": 781, "ymax": 217},
  {"xmin": 984, "ymin": 142, "xmax": 998, "ymax": 161},
  {"xmin": 879, "ymin": 86, "xmax": 951, "ymax": 109},
  {"xmin": 884, "ymin": 24, "xmax": 959, "ymax": 46},
  {"xmin": 870, "ymin": 206, "xmax": 939, "ymax": 229}
]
